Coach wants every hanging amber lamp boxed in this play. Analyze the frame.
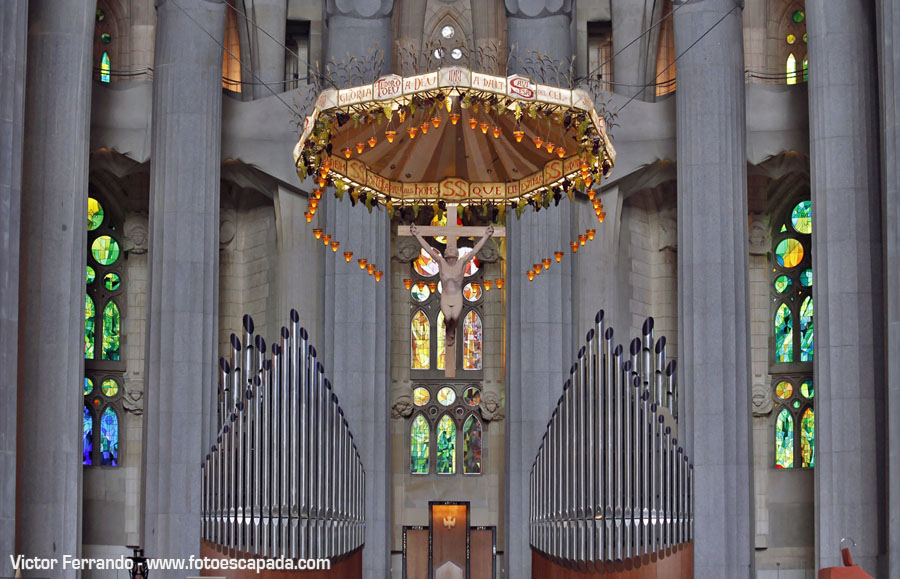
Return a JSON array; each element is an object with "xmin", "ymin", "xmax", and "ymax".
[
  {"xmin": 492, "ymin": 126, "xmax": 501, "ymax": 138},
  {"xmin": 557, "ymin": 147, "xmax": 567, "ymax": 158},
  {"xmin": 483, "ymin": 279, "xmax": 493, "ymax": 290},
  {"xmin": 358, "ymin": 258, "xmax": 368, "ymax": 269},
  {"xmin": 526, "ymin": 269, "xmax": 535, "ymax": 281},
  {"xmin": 479, "ymin": 122, "xmax": 490, "ymax": 134},
  {"xmin": 545, "ymin": 141, "xmax": 556, "ymax": 153},
  {"xmin": 449, "ymin": 113, "xmax": 461, "ymax": 125},
  {"xmin": 495, "ymin": 278, "xmax": 505, "ymax": 289},
  {"xmin": 533, "ymin": 136, "xmax": 544, "ymax": 148},
  {"xmin": 385, "ymin": 129, "xmax": 397, "ymax": 143},
  {"xmin": 342, "ymin": 147, "xmax": 352, "ymax": 158},
  {"xmin": 344, "ymin": 251, "xmax": 353, "ymax": 262},
  {"xmin": 431, "ymin": 116, "xmax": 442, "ymax": 129},
  {"xmin": 403, "ymin": 278, "xmax": 413, "ymax": 290},
  {"xmin": 304, "ymin": 211, "xmax": 313, "ymax": 223},
  {"xmin": 322, "ymin": 234, "xmax": 331, "ymax": 246},
  {"xmin": 420, "ymin": 122, "xmax": 429, "ymax": 135},
  {"xmin": 468, "ymin": 117, "xmax": 479, "ymax": 130},
  {"xmin": 368, "ymin": 136, "xmax": 377, "ymax": 148},
  {"xmin": 533, "ymin": 263, "xmax": 543, "ymax": 274},
  {"xmin": 330, "ymin": 241, "xmax": 340, "ymax": 252},
  {"xmin": 554, "ymin": 251, "xmax": 564, "ymax": 262},
  {"xmin": 542, "ymin": 258, "xmax": 551, "ymax": 269},
  {"xmin": 366, "ymin": 263, "xmax": 376, "ymax": 275},
  {"xmin": 374, "ymin": 270, "xmax": 384, "ymax": 282},
  {"xmin": 579, "ymin": 234, "xmax": 587, "ymax": 246},
  {"xmin": 570, "ymin": 241, "xmax": 579, "ymax": 253},
  {"xmin": 587, "ymin": 229, "xmax": 596, "ymax": 241},
  {"xmin": 355, "ymin": 142, "xmax": 365, "ymax": 154},
  {"xmin": 313, "ymin": 228, "xmax": 323, "ymax": 239}
]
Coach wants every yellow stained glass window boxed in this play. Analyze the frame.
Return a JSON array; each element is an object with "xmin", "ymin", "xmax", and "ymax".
[
  {"xmin": 775, "ymin": 238, "xmax": 804, "ymax": 269},
  {"xmin": 413, "ymin": 387, "xmax": 430, "ymax": 406},
  {"xmin": 437, "ymin": 311, "xmax": 446, "ymax": 370},
  {"xmin": 414, "ymin": 248, "xmax": 439, "ymax": 277},
  {"xmin": 411, "ymin": 310, "xmax": 430, "ymax": 369},
  {"xmin": 463, "ymin": 311, "xmax": 482, "ymax": 370}
]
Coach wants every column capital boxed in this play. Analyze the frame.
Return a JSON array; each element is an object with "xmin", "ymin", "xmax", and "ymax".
[
  {"xmin": 504, "ymin": 0, "xmax": 571, "ymax": 19},
  {"xmin": 326, "ymin": 0, "xmax": 393, "ymax": 19}
]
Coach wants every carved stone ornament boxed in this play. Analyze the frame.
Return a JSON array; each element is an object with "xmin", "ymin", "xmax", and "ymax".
[
  {"xmin": 327, "ymin": 0, "xmax": 394, "ymax": 19},
  {"xmin": 123, "ymin": 375, "xmax": 145, "ymax": 415},
  {"xmin": 394, "ymin": 236, "xmax": 421, "ymax": 263},
  {"xmin": 505, "ymin": 0, "xmax": 572, "ymax": 18},
  {"xmin": 477, "ymin": 238, "xmax": 501, "ymax": 263},
  {"xmin": 392, "ymin": 394, "xmax": 414, "ymax": 418},
  {"xmin": 479, "ymin": 390, "xmax": 505, "ymax": 422},
  {"xmin": 220, "ymin": 208, "xmax": 236, "ymax": 248},
  {"xmin": 751, "ymin": 382, "xmax": 774, "ymax": 417},
  {"xmin": 123, "ymin": 215, "xmax": 149, "ymax": 255},
  {"xmin": 749, "ymin": 214, "xmax": 771, "ymax": 255}
]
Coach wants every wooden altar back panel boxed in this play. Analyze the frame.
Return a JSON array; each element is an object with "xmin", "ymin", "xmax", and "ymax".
[
  {"xmin": 531, "ymin": 544, "xmax": 693, "ymax": 579},
  {"xmin": 469, "ymin": 527, "xmax": 495, "ymax": 579},
  {"xmin": 404, "ymin": 527, "xmax": 429, "ymax": 579},
  {"xmin": 431, "ymin": 503, "xmax": 469, "ymax": 578}
]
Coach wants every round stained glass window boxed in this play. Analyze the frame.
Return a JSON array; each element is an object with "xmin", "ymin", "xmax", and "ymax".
[
  {"xmin": 91, "ymin": 235, "xmax": 120, "ymax": 265},
  {"xmin": 792, "ymin": 10, "xmax": 805, "ymax": 23},
  {"xmin": 463, "ymin": 282, "xmax": 482, "ymax": 302},
  {"xmin": 93, "ymin": 398, "xmax": 101, "ymax": 407},
  {"xmin": 775, "ymin": 381, "xmax": 793, "ymax": 399},
  {"xmin": 803, "ymin": 33, "xmax": 808, "ymax": 43},
  {"xmin": 413, "ymin": 387, "xmax": 430, "ymax": 406},
  {"xmin": 463, "ymin": 386, "xmax": 481, "ymax": 406},
  {"xmin": 774, "ymin": 275, "xmax": 792, "ymax": 293},
  {"xmin": 414, "ymin": 248, "xmax": 439, "ymax": 277},
  {"xmin": 800, "ymin": 380, "xmax": 814, "ymax": 398},
  {"xmin": 88, "ymin": 198, "xmax": 104, "ymax": 231},
  {"xmin": 437, "ymin": 387, "xmax": 456, "ymax": 406},
  {"xmin": 793, "ymin": 400, "xmax": 801, "ymax": 409},
  {"xmin": 96, "ymin": 8, "xmax": 105, "ymax": 22},
  {"xmin": 451, "ymin": 48, "xmax": 463, "ymax": 60},
  {"xmin": 800, "ymin": 269, "xmax": 813, "ymax": 286},
  {"xmin": 104, "ymin": 272, "xmax": 120, "ymax": 291},
  {"xmin": 775, "ymin": 238, "xmax": 804, "ymax": 269},
  {"xmin": 434, "ymin": 48, "xmax": 445, "ymax": 59},
  {"xmin": 84, "ymin": 377, "xmax": 94, "ymax": 395},
  {"xmin": 455, "ymin": 406, "xmax": 465, "ymax": 416},
  {"xmin": 441, "ymin": 25, "xmax": 455, "ymax": 39},
  {"xmin": 86, "ymin": 266, "xmax": 95, "ymax": 285},
  {"xmin": 102, "ymin": 378, "xmax": 119, "ymax": 397},
  {"xmin": 786, "ymin": 33, "xmax": 796, "ymax": 45},
  {"xmin": 101, "ymin": 32, "xmax": 111, "ymax": 44},
  {"xmin": 791, "ymin": 200, "xmax": 812, "ymax": 234},
  {"xmin": 411, "ymin": 283, "xmax": 430, "ymax": 302}
]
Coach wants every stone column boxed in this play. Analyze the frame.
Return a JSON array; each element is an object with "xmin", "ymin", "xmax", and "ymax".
[
  {"xmin": 504, "ymin": 3, "xmax": 575, "ymax": 576},
  {"xmin": 611, "ymin": 0, "xmax": 663, "ymax": 98},
  {"xmin": 673, "ymin": 1, "xmax": 753, "ymax": 577},
  {"xmin": 250, "ymin": 0, "xmax": 286, "ymax": 100},
  {"xmin": 0, "ymin": 2, "xmax": 27, "ymax": 576},
  {"xmin": 142, "ymin": 0, "xmax": 225, "ymax": 569},
  {"xmin": 806, "ymin": 1, "xmax": 885, "ymax": 574},
  {"xmin": 321, "ymin": 3, "xmax": 393, "ymax": 575},
  {"xmin": 877, "ymin": 1, "xmax": 900, "ymax": 575},
  {"xmin": 16, "ymin": 2, "xmax": 95, "ymax": 575}
]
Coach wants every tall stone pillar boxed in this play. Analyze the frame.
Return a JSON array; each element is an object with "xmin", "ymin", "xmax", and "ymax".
[
  {"xmin": 610, "ymin": 1, "xmax": 663, "ymax": 98},
  {"xmin": 0, "ymin": 2, "xmax": 27, "ymax": 576},
  {"xmin": 321, "ymin": 3, "xmax": 393, "ymax": 575},
  {"xmin": 806, "ymin": 1, "xmax": 884, "ymax": 574},
  {"xmin": 142, "ymin": 0, "xmax": 225, "ymax": 570},
  {"xmin": 16, "ymin": 2, "xmax": 95, "ymax": 575},
  {"xmin": 250, "ymin": 0, "xmax": 286, "ymax": 100},
  {"xmin": 877, "ymin": 1, "xmax": 900, "ymax": 575},
  {"xmin": 673, "ymin": 2, "xmax": 753, "ymax": 577},
  {"xmin": 504, "ymin": 3, "xmax": 574, "ymax": 576}
]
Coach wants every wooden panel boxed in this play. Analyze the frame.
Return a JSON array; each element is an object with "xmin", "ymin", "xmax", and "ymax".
[
  {"xmin": 470, "ymin": 528, "xmax": 495, "ymax": 579},
  {"xmin": 530, "ymin": 544, "xmax": 693, "ymax": 579},
  {"xmin": 404, "ymin": 527, "xmax": 429, "ymax": 579},
  {"xmin": 431, "ymin": 504, "xmax": 468, "ymax": 577},
  {"xmin": 200, "ymin": 541, "xmax": 361, "ymax": 579}
]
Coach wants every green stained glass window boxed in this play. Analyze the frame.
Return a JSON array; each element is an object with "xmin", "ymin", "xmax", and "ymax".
[
  {"xmin": 775, "ymin": 381, "xmax": 793, "ymax": 399},
  {"xmin": 413, "ymin": 387, "xmax": 430, "ymax": 406},
  {"xmin": 463, "ymin": 415, "xmax": 482, "ymax": 474},
  {"xmin": 780, "ymin": 224, "xmax": 787, "ymax": 233},
  {"xmin": 83, "ymin": 406, "xmax": 93, "ymax": 465},
  {"xmin": 410, "ymin": 414, "xmax": 430, "ymax": 474},
  {"xmin": 100, "ymin": 407, "xmax": 118, "ymax": 466},
  {"xmin": 775, "ymin": 303, "xmax": 793, "ymax": 362},
  {"xmin": 462, "ymin": 311, "xmax": 482, "ymax": 371},
  {"xmin": 437, "ymin": 311, "xmax": 446, "ymax": 370},
  {"xmin": 776, "ymin": 408, "xmax": 794, "ymax": 468},
  {"xmin": 85, "ymin": 294, "xmax": 95, "ymax": 359},
  {"xmin": 411, "ymin": 310, "xmax": 430, "ymax": 369},
  {"xmin": 793, "ymin": 10, "xmax": 805, "ymax": 23},
  {"xmin": 436, "ymin": 415, "xmax": 456, "ymax": 474},
  {"xmin": 100, "ymin": 52, "xmax": 110, "ymax": 83},
  {"xmin": 793, "ymin": 400, "xmax": 801, "ymax": 409},
  {"xmin": 463, "ymin": 387, "xmax": 481, "ymax": 406},
  {"xmin": 775, "ymin": 238, "xmax": 804, "ymax": 269},
  {"xmin": 800, "ymin": 380, "xmax": 814, "ymax": 398},
  {"xmin": 91, "ymin": 235, "xmax": 120, "ymax": 265},
  {"xmin": 86, "ymin": 266, "xmax": 95, "ymax": 284},
  {"xmin": 800, "ymin": 269, "xmax": 813, "ymax": 286},
  {"xmin": 96, "ymin": 8, "xmax": 105, "ymax": 22},
  {"xmin": 800, "ymin": 296, "xmax": 814, "ymax": 361},
  {"xmin": 803, "ymin": 57, "xmax": 808, "ymax": 82},
  {"xmin": 791, "ymin": 201, "xmax": 812, "ymax": 234},
  {"xmin": 101, "ymin": 32, "xmax": 111, "ymax": 44},
  {"xmin": 801, "ymin": 408, "xmax": 815, "ymax": 467},
  {"xmin": 774, "ymin": 275, "xmax": 792, "ymax": 293},
  {"xmin": 104, "ymin": 272, "xmax": 120, "ymax": 291},
  {"xmin": 87, "ymin": 198, "xmax": 104, "ymax": 231},
  {"xmin": 84, "ymin": 377, "xmax": 94, "ymax": 395},
  {"xmin": 102, "ymin": 378, "xmax": 119, "ymax": 397},
  {"xmin": 803, "ymin": 33, "xmax": 808, "ymax": 43},
  {"xmin": 102, "ymin": 301, "xmax": 120, "ymax": 360}
]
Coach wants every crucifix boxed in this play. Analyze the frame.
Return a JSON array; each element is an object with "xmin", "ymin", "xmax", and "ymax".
[{"xmin": 398, "ymin": 204, "xmax": 506, "ymax": 377}]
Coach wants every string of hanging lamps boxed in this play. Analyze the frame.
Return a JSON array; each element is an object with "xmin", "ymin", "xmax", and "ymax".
[{"xmin": 305, "ymin": 193, "xmax": 385, "ymax": 283}]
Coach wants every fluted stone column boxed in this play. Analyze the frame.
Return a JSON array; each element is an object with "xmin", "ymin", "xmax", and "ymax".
[
  {"xmin": 807, "ymin": 1, "xmax": 885, "ymax": 574},
  {"xmin": 673, "ymin": 2, "xmax": 753, "ymax": 577},
  {"xmin": 142, "ymin": 0, "xmax": 225, "ymax": 569},
  {"xmin": 877, "ymin": 1, "xmax": 900, "ymax": 575},
  {"xmin": 16, "ymin": 2, "xmax": 95, "ymax": 575},
  {"xmin": 250, "ymin": 0, "xmax": 286, "ymax": 100},
  {"xmin": 611, "ymin": 1, "xmax": 663, "ymax": 99},
  {"xmin": 321, "ymin": 3, "xmax": 392, "ymax": 575},
  {"xmin": 504, "ymin": 3, "xmax": 574, "ymax": 576},
  {"xmin": 0, "ymin": 2, "xmax": 27, "ymax": 576}
]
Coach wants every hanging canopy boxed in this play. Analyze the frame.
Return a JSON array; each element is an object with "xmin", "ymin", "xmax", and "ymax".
[{"xmin": 293, "ymin": 67, "xmax": 616, "ymax": 210}]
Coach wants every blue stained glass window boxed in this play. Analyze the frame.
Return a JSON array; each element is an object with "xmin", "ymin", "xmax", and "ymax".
[
  {"xmin": 775, "ymin": 303, "xmax": 793, "ymax": 363},
  {"xmin": 83, "ymin": 406, "xmax": 93, "ymax": 465},
  {"xmin": 800, "ymin": 296, "xmax": 814, "ymax": 361},
  {"xmin": 100, "ymin": 407, "xmax": 118, "ymax": 466}
]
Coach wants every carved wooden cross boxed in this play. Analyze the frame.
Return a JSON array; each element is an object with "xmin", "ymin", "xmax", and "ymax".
[{"xmin": 398, "ymin": 204, "xmax": 506, "ymax": 377}]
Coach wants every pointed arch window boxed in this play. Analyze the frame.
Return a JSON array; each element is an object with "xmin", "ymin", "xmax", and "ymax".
[
  {"xmin": 84, "ymin": 195, "xmax": 126, "ymax": 467},
  {"xmin": 100, "ymin": 52, "xmax": 110, "ymax": 83},
  {"xmin": 436, "ymin": 414, "xmax": 457, "ymax": 474},
  {"xmin": 463, "ymin": 415, "xmax": 482, "ymax": 474},
  {"xmin": 462, "ymin": 311, "xmax": 482, "ymax": 370},
  {"xmin": 411, "ymin": 414, "xmax": 430, "ymax": 474},
  {"xmin": 407, "ymin": 385, "xmax": 485, "ymax": 476},
  {"xmin": 781, "ymin": 5, "xmax": 808, "ymax": 84},
  {"xmin": 411, "ymin": 310, "xmax": 431, "ymax": 370}
]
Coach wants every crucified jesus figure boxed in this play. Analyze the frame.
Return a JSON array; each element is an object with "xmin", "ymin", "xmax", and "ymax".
[{"xmin": 409, "ymin": 223, "xmax": 494, "ymax": 349}]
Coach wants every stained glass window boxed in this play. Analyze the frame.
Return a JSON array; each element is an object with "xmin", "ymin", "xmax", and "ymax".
[
  {"xmin": 411, "ymin": 310, "xmax": 430, "ymax": 369},
  {"xmin": 786, "ymin": 33, "xmax": 796, "ymax": 45},
  {"xmin": 800, "ymin": 380, "xmax": 814, "ymax": 398},
  {"xmin": 85, "ymin": 295, "xmax": 95, "ymax": 359},
  {"xmin": 463, "ymin": 386, "xmax": 481, "ymax": 406},
  {"xmin": 411, "ymin": 414, "xmax": 430, "ymax": 474},
  {"xmin": 92, "ymin": 235, "xmax": 120, "ymax": 265},
  {"xmin": 100, "ymin": 52, "xmax": 110, "ymax": 83},
  {"xmin": 100, "ymin": 407, "xmax": 118, "ymax": 466},
  {"xmin": 437, "ymin": 387, "xmax": 456, "ymax": 406},
  {"xmin": 463, "ymin": 311, "xmax": 482, "ymax": 371},
  {"xmin": 774, "ymin": 275, "xmax": 792, "ymax": 293},
  {"xmin": 775, "ymin": 381, "xmax": 793, "ymax": 399},
  {"xmin": 84, "ymin": 377, "xmax": 94, "ymax": 395},
  {"xmin": 436, "ymin": 415, "xmax": 456, "ymax": 474},
  {"xmin": 102, "ymin": 378, "xmax": 119, "ymax": 397},
  {"xmin": 786, "ymin": 53, "xmax": 797, "ymax": 85},
  {"xmin": 413, "ymin": 387, "xmax": 430, "ymax": 406},
  {"xmin": 792, "ymin": 200, "xmax": 811, "ymax": 234},
  {"xmin": 88, "ymin": 198, "xmax": 104, "ymax": 230},
  {"xmin": 83, "ymin": 406, "xmax": 93, "ymax": 465},
  {"xmin": 102, "ymin": 301, "xmax": 120, "ymax": 360},
  {"xmin": 414, "ymin": 248, "xmax": 439, "ymax": 277},
  {"xmin": 775, "ymin": 408, "xmax": 794, "ymax": 468},
  {"xmin": 437, "ymin": 311, "xmax": 446, "ymax": 370},
  {"xmin": 463, "ymin": 415, "xmax": 482, "ymax": 474},
  {"xmin": 775, "ymin": 238, "xmax": 803, "ymax": 268},
  {"xmin": 775, "ymin": 303, "xmax": 793, "ymax": 363},
  {"xmin": 86, "ymin": 266, "xmax": 95, "ymax": 284},
  {"xmin": 800, "ymin": 269, "xmax": 813, "ymax": 286},
  {"xmin": 463, "ymin": 282, "xmax": 482, "ymax": 302},
  {"xmin": 792, "ymin": 10, "xmax": 804, "ymax": 23},
  {"xmin": 800, "ymin": 408, "xmax": 815, "ymax": 467},
  {"xmin": 802, "ymin": 56, "xmax": 808, "ymax": 82},
  {"xmin": 411, "ymin": 283, "xmax": 430, "ymax": 302},
  {"xmin": 457, "ymin": 247, "xmax": 480, "ymax": 277},
  {"xmin": 800, "ymin": 296, "xmax": 814, "ymax": 362},
  {"xmin": 104, "ymin": 272, "xmax": 120, "ymax": 291}
]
